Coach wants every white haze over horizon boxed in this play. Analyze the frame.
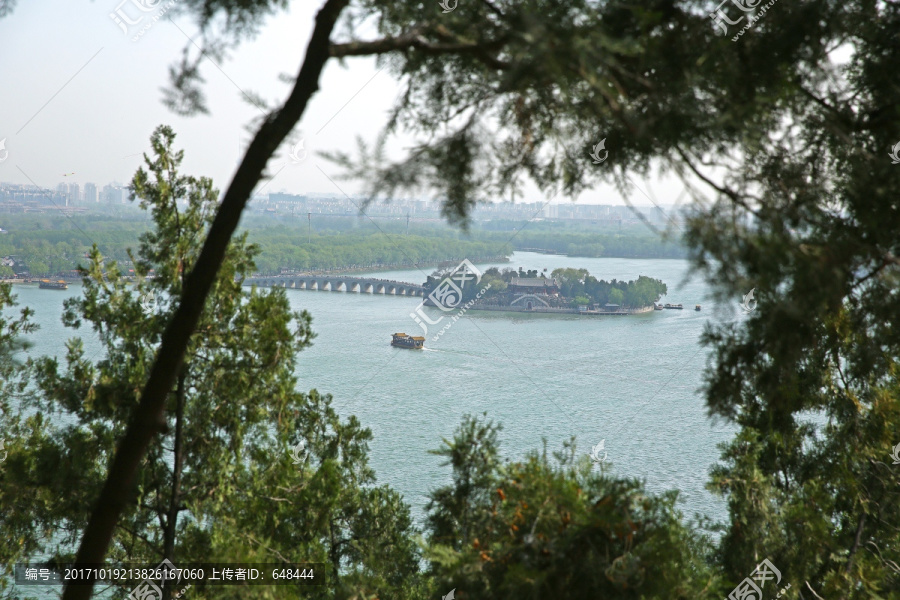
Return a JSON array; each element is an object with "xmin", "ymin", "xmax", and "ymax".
[{"xmin": 0, "ymin": 0, "xmax": 691, "ymax": 211}]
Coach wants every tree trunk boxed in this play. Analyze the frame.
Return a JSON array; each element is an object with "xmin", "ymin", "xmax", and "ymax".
[
  {"xmin": 61, "ymin": 2, "xmax": 351, "ymax": 599},
  {"xmin": 162, "ymin": 370, "xmax": 186, "ymax": 600},
  {"xmin": 329, "ymin": 518, "xmax": 341, "ymax": 585}
]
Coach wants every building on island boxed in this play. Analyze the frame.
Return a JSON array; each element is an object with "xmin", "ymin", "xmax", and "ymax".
[
  {"xmin": 508, "ymin": 277, "xmax": 560, "ymax": 296},
  {"xmin": 505, "ymin": 277, "xmax": 563, "ymax": 311}
]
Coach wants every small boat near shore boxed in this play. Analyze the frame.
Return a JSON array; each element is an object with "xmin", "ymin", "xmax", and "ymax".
[
  {"xmin": 664, "ymin": 303, "xmax": 683, "ymax": 309},
  {"xmin": 655, "ymin": 304, "xmax": 664, "ymax": 310},
  {"xmin": 391, "ymin": 332, "xmax": 425, "ymax": 350},
  {"xmin": 38, "ymin": 279, "xmax": 68, "ymax": 290}
]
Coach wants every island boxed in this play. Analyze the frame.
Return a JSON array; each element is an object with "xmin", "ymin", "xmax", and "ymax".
[{"xmin": 423, "ymin": 267, "xmax": 667, "ymax": 315}]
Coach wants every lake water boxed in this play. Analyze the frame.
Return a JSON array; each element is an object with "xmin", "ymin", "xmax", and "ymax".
[{"xmin": 6, "ymin": 252, "xmax": 737, "ymax": 533}]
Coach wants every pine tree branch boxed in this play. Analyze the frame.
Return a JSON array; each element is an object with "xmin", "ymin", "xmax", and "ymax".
[
  {"xmin": 805, "ymin": 581, "xmax": 827, "ymax": 600},
  {"xmin": 330, "ymin": 28, "xmax": 511, "ymax": 70},
  {"xmin": 846, "ymin": 510, "xmax": 867, "ymax": 574},
  {"xmin": 161, "ymin": 370, "xmax": 186, "ymax": 600},
  {"xmin": 674, "ymin": 146, "xmax": 761, "ymax": 218},
  {"xmin": 61, "ymin": 1, "xmax": 351, "ymax": 598}
]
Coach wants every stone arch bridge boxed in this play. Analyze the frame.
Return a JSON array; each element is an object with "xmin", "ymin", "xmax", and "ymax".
[{"xmin": 243, "ymin": 275, "xmax": 426, "ymax": 297}]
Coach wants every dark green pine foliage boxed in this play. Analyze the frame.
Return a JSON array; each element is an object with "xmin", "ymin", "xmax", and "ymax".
[
  {"xmin": 3, "ymin": 0, "xmax": 899, "ymax": 596},
  {"xmin": 424, "ymin": 414, "xmax": 721, "ymax": 600},
  {"xmin": 0, "ymin": 126, "xmax": 422, "ymax": 600},
  {"xmin": 690, "ymin": 2, "xmax": 900, "ymax": 596}
]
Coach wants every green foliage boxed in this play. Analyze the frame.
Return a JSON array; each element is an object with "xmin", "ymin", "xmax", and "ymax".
[
  {"xmin": 0, "ymin": 211, "xmax": 149, "ymax": 276},
  {"xmin": 4, "ymin": 0, "xmax": 899, "ymax": 593},
  {"xmin": 424, "ymin": 265, "xmax": 665, "ymax": 308},
  {"xmin": 0, "ymin": 283, "xmax": 36, "ymax": 594},
  {"xmin": 0, "ymin": 126, "xmax": 421, "ymax": 599},
  {"xmin": 0, "ymin": 279, "xmax": 36, "ymax": 475},
  {"xmin": 0, "ymin": 211, "xmax": 510, "ymax": 277},
  {"xmin": 684, "ymin": 2, "xmax": 900, "ymax": 592},
  {"xmin": 490, "ymin": 229, "xmax": 685, "ymax": 259},
  {"xmin": 0, "ymin": 212, "xmax": 689, "ymax": 279},
  {"xmin": 200, "ymin": 389, "xmax": 426, "ymax": 600},
  {"xmin": 425, "ymin": 414, "xmax": 722, "ymax": 600},
  {"xmin": 245, "ymin": 226, "xmax": 507, "ymax": 275},
  {"xmin": 23, "ymin": 260, "xmax": 49, "ymax": 276},
  {"xmin": 550, "ymin": 269, "xmax": 666, "ymax": 307},
  {"xmin": 323, "ymin": 0, "xmax": 798, "ymax": 227}
]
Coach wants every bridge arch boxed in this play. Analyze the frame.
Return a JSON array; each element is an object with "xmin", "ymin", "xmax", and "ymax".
[
  {"xmin": 511, "ymin": 294, "xmax": 551, "ymax": 310},
  {"xmin": 242, "ymin": 276, "xmax": 424, "ymax": 296}
]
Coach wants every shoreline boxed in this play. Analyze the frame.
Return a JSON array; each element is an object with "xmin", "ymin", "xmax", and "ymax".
[
  {"xmin": 0, "ymin": 255, "xmax": 511, "ymax": 286},
  {"xmin": 255, "ymin": 255, "xmax": 510, "ymax": 277},
  {"xmin": 464, "ymin": 304, "xmax": 656, "ymax": 316}
]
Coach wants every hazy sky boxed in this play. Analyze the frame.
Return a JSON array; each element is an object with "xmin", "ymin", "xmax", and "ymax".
[{"xmin": 0, "ymin": 0, "xmax": 688, "ymax": 208}]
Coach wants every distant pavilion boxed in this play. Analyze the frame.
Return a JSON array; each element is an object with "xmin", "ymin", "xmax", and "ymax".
[{"xmin": 508, "ymin": 277, "xmax": 560, "ymax": 296}]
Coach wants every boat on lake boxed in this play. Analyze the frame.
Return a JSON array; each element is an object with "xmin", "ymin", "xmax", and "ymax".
[
  {"xmin": 655, "ymin": 304, "xmax": 664, "ymax": 310},
  {"xmin": 695, "ymin": 304, "xmax": 701, "ymax": 311},
  {"xmin": 391, "ymin": 332, "xmax": 425, "ymax": 350},
  {"xmin": 38, "ymin": 279, "xmax": 68, "ymax": 290},
  {"xmin": 664, "ymin": 303, "xmax": 683, "ymax": 309}
]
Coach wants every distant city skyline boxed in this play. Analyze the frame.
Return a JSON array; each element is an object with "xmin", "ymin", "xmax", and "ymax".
[
  {"xmin": 0, "ymin": 1, "xmax": 691, "ymax": 209},
  {"xmin": 0, "ymin": 181, "xmax": 680, "ymax": 227},
  {"xmin": 0, "ymin": 179, "xmax": 682, "ymax": 217}
]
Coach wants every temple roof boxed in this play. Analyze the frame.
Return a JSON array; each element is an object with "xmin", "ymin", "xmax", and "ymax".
[{"xmin": 510, "ymin": 277, "xmax": 559, "ymax": 287}]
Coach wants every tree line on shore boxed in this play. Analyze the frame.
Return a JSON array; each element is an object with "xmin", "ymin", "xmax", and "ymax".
[
  {"xmin": 0, "ymin": 214, "xmax": 686, "ymax": 278},
  {"xmin": 0, "ymin": 216, "xmax": 508, "ymax": 277},
  {"xmin": 496, "ymin": 230, "xmax": 686, "ymax": 259},
  {"xmin": 0, "ymin": 134, "xmax": 707, "ymax": 600},
  {"xmin": 2, "ymin": 0, "xmax": 899, "ymax": 593},
  {"xmin": 424, "ymin": 265, "xmax": 668, "ymax": 309}
]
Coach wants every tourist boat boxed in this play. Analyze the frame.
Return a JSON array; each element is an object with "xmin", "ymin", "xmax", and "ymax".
[
  {"xmin": 391, "ymin": 332, "xmax": 425, "ymax": 350},
  {"xmin": 664, "ymin": 303, "xmax": 683, "ymax": 309},
  {"xmin": 695, "ymin": 304, "xmax": 701, "ymax": 311},
  {"xmin": 38, "ymin": 279, "xmax": 68, "ymax": 290},
  {"xmin": 655, "ymin": 304, "xmax": 664, "ymax": 310}
]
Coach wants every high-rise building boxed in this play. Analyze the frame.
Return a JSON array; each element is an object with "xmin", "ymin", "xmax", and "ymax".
[
  {"xmin": 84, "ymin": 183, "xmax": 97, "ymax": 203},
  {"xmin": 101, "ymin": 184, "xmax": 124, "ymax": 204},
  {"xmin": 56, "ymin": 183, "xmax": 69, "ymax": 207}
]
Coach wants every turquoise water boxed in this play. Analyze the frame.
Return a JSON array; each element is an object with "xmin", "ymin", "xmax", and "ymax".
[
  {"xmin": 290, "ymin": 252, "xmax": 735, "ymax": 528},
  {"xmin": 5, "ymin": 252, "xmax": 737, "ymax": 532}
]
